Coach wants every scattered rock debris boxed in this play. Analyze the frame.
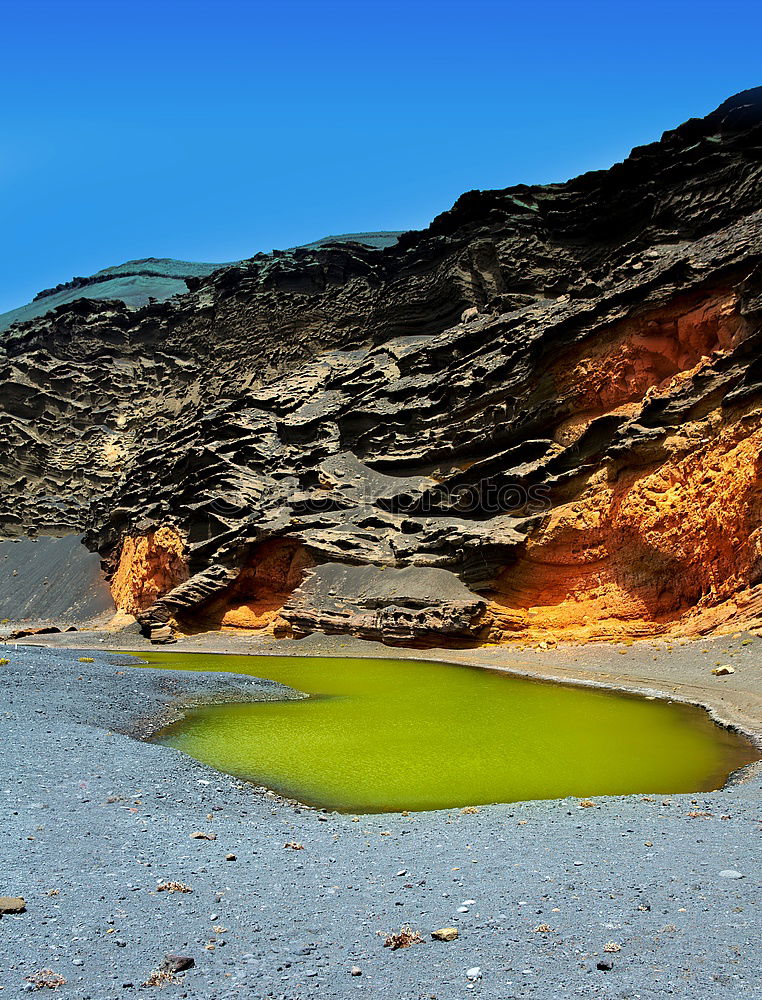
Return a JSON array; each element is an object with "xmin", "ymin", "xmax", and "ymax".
[
  {"xmin": 24, "ymin": 969, "xmax": 67, "ymax": 990},
  {"xmin": 383, "ymin": 926, "xmax": 423, "ymax": 950},
  {"xmin": 156, "ymin": 881, "xmax": 193, "ymax": 894},
  {"xmin": 142, "ymin": 968, "xmax": 177, "ymax": 987}
]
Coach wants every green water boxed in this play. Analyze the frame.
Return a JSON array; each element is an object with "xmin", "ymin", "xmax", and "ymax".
[{"xmin": 127, "ymin": 651, "xmax": 758, "ymax": 813}]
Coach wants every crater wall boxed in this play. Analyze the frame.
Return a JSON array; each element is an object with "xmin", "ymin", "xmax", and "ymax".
[{"xmin": 3, "ymin": 89, "xmax": 762, "ymax": 645}]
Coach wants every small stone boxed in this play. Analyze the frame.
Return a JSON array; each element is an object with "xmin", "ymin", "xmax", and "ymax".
[
  {"xmin": 350, "ymin": 965, "xmax": 362, "ymax": 976},
  {"xmin": 72, "ymin": 959, "xmax": 84, "ymax": 966},
  {"xmin": 457, "ymin": 906, "xmax": 469, "ymax": 913},
  {"xmin": 190, "ymin": 831, "xmax": 217, "ymax": 840},
  {"xmin": 225, "ymin": 853, "xmax": 236, "ymax": 861},
  {"xmin": 0, "ymin": 896, "xmax": 26, "ymax": 913},
  {"xmin": 597, "ymin": 959, "xmax": 613, "ymax": 971},
  {"xmin": 466, "ymin": 967, "xmax": 482, "ymax": 981},
  {"xmin": 432, "ymin": 927, "xmax": 459, "ymax": 941},
  {"xmin": 160, "ymin": 954, "xmax": 195, "ymax": 973},
  {"xmin": 719, "ymin": 869, "xmax": 744, "ymax": 879},
  {"xmin": 711, "ymin": 665, "xmax": 735, "ymax": 675}
]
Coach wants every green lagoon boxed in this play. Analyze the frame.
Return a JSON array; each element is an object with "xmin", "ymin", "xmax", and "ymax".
[{"xmin": 128, "ymin": 651, "xmax": 758, "ymax": 813}]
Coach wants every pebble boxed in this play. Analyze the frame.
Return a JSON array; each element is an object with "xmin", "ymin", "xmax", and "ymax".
[
  {"xmin": 467, "ymin": 967, "xmax": 482, "ymax": 980},
  {"xmin": 350, "ymin": 965, "xmax": 362, "ymax": 976},
  {"xmin": 432, "ymin": 927, "xmax": 459, "ymax": 941},
  {"xmin": 719, "ymin": 869, "xmax": 744, "ymax": 878},
  {"xmin": 0, "ymin": 896, "xmax": 26, "ymax": 914},
  {"xmin": 161, "ymin": 954, "xmax": 195, "ymax": 973}
]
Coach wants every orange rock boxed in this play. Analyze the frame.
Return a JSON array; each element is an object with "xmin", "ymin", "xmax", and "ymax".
[
  {"xmin": 484, "ymin": 317, "xmax": 762, "ymax": 645},
  {"xmin": 110, "ymin": 526, "xmax": 188, "ymax": 616},
  {"xmin": 179, "ymin": 538, "xmax": 313, "ymax": 633}
]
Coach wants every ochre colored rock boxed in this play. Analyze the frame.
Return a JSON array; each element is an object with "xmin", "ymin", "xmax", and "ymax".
[
  {"xmin": 181, "ymin": 539, "xmax": 313, "ymax": 634},
  {"xmin": 486, "ymin": 411, "xmax": 762, "ymax": 641},
  {"xmin": 0, "ymin": 896, "xmax": 26, "ymax": 913},
  {"xmin": 431, "ymin": 927, "xmax": 459, "ymax": 941},
  {"xmin": 110, "ymin": 527, "xmax": 188, "ymax": 616}
]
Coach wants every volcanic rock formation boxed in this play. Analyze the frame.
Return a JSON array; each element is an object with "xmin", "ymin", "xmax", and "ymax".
[{"xmin": 2, "ymin": 89, "xmax": 762, "ymax": 644}]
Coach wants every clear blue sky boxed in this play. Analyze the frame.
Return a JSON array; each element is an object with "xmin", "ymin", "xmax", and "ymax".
[{"xmin": 1, "ymin": 0, "xmax": 760, "ymax": 313}]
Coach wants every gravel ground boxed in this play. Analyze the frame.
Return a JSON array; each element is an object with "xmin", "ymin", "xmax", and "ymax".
[{"xmin": 1, "ymin": 645, "xmax": 760, "ymax": 999}]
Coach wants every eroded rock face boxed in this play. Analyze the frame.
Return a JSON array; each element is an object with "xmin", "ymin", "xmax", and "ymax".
[
  {"xmin": 109, "ymin": 527, "xmax": 189, "ymax": 617},
  {"xmin": 3, "ymin": 88, "xmax": 762, "ymax": 644},
  {"xmin": 181, "ymin": 538, "xmax": 313, "ymax": 632}
]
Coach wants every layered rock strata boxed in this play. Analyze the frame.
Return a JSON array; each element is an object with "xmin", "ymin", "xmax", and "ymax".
[{"xmin": 2, "ymin": 89, "xmax": 762, "ymax": 645}]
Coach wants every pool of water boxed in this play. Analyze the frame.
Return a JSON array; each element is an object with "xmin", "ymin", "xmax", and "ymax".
[{"xmin": 127, "ymin": 651, "xmax": 758, "ymax": 813}]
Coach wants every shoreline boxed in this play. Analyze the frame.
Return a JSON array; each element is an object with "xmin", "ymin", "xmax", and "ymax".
[
  {"xmin": 11, "ymin": 625, "xmax": 762, "ymax": 745},
  {"xmin": 117, "ymin": 644, "xmax": 762, "ymax": 795},
  {"xmin": 3, "ymin": 644, "xmax": 761, "ymax": 997}
]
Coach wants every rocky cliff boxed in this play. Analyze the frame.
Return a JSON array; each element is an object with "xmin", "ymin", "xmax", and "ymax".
[{"xmin": 3, "ymin": 89, "xmax": 762, "ymax": 645}]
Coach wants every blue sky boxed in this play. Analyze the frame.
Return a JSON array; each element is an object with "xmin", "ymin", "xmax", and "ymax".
[{"xmin": 1, "ymin": 0, "xmax": 760, "ymax": 313}]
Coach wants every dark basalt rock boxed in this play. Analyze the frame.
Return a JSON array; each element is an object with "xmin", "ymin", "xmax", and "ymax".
[{"xmin": 2, "ymin": 90, "xmax": 762, "ymax": 644}]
